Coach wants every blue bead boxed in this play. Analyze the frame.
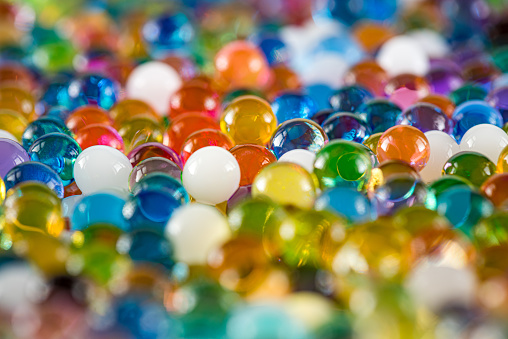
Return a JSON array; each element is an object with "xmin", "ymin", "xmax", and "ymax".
[
  {"xmin": 322, "ymin": 0, "xmax": 397, "ymax": 26},
  {"xmin": 452, "ymin": 100, "xmax": 503, "ymax": 141},
  {"xmin": 22, "ymin": 117, "xmax": 72, "ymax": 151},
  {"xmin": 120, "ymin": 229, "xmax": 175, "ymax": 270},
  {"xmin": 305, "ymin": 84, "xmax": 334, "ymax": 111},
  {"xmin": 315, "ymin": 187, "xmax": 375, "ymax": 223},
  {"xmin": 322, "ymin": 112, "xmax": 371, "ymax": 143},
  {"xmin": 40, "ymin": 75, "xmax": 88, "ymax": 112},
  {"xmin": 28, "ymin": 132, "xmax": 81, "ymax": 185},
  {"xmin": 312, "ymin": 34, "xmax": 364, "ymax": 65},
  {"xmin": 142, "ymin": 12, "xmax": 194, "ymax": 56},
  {"xmin": 329, "ymin": 85, "xmax": 373, "ymax": 113},
  {"xmin": 272, "ymin": 93, "xmax": 319, "ymax": 123},
  {"xmin": 250, "ymin": 33, "xmax": 288, "ymax": 66},
  {"xmin": 71, "ymin": 192, "xmax": 129, "ymax": 231},
  {"xmin": 45, "ymin": 106, "xmax": 71, "ymax": 122},
  {"xmin": 4, "ymin": 162, "xmax": 64, "ymax": 198},
  {"xmin": 269, "ymin": 118, "xmax": 328, "ymax": 158},
  {"xmin": 359, "ymin": 99, "xmax": 402, "ymax": 133},
  {"xmin": 69, "ymin": 74, "xmax": 120, "ymax": 110},
  {"xmin": 131, "ymin": 173, "xmax": 189, "ymax": 205}
]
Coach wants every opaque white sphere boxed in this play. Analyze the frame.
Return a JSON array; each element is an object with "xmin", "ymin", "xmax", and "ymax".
[
  {"xmin": 126, "ymin": 61, "xmax": 182, "ymax": 115},
  {"xmin": 376, "ymin": 35, "xmax": 430, "ymax": 76},
  {"xmin": 408, "ymin": 29, "xmax": 449, "ymax": 58},
  {"xmin": 165, "ymin": 204, "xmax": 231, "ymax": 265},
  {"xmin": 278, "ymin": 149, "xmax": 316, "ymax": 173},
  {"xmin": 460, "ymin": 124, "xmax": 508, "ymax": 163},
  {"xmin": 74, "ymin": 145, "xmax": 132, "ymax": 195},
  {"xmin": 419, "ymin": 131, "xmax": 460, "ymax": 183},
  {"xmin": 182, "ymin": 146, "xmax": 241, "ymax": 205},
  {"xmin": 0, "ymin": 263, "xmax": 45, "ymax": 312},
  {"xmin": 0, "ymin": 130, "xmax": 18, "ymax": 142}
]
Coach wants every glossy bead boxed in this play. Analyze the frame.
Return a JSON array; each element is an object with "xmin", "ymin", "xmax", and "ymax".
[
  {"xmin": 397, "ymin": 103, "xmax": 453, "ymax": 134},
  {"xmin": 181, "ymin": 129, "xmax": 235, "ymax": 164},
  {"xmin": 267, "ymin": 65, "xmax": 301, "ymax": 99},
  {"xmin": 481, "ymin": 174, "xmax": 508, "ymax": 208},
  {"xmin": 497, "ymin": 144, "xmax": 508, "ymax": 173},
  {"xmin": 443, "ymin": 152, "xmax": 497, "ymax": 188},
  {"xmin": 269, "ymin": 119, "xmax": 327, "ymax": 159},
  {"xmin": 329, "ymin": 85, "xmax": 373, "ymax": 113},
  {"xmin": 165, "ymin": 204, "xmax": 231, "ymax": 265},
  {"xmin": 419, "ymin": 94, "xmax": 456, "ymax": 118},
  {"xmin": 129, "ymin": 158, "xmax": 182, "ymax": 192},
  {"xmin": 128, "ymin": 142, "xmax": 181, "ymax": 168},
  {"xmin": 142, "ymin": 12, "xmax": 194, "ymax": 55},
  {"xmin": 425, "ymin": 67, "xmax": 464, "ymax": 95},
  {"xmin": 109, "ymin": 99, "xmax": 159, "ymax": 128},
  {"xmin": 363, "ymin": 132, "xmax": 383, "ymax": 155},
  {"xmin": 352, "ymin": 21, "xmax": 395, "ymax": 53},
  {"xmin": 131, "ymin": 173, "xmax": 188, "ymax": 205},
  {"xmin": 377, "ymin": 125, "xmax": 430, "ymax": 171},
  {"xmin": 322, "ymin": 113, "xmax": 371, "ymax": 143},
  {"xmin": 118, "ymin": 229, "xmax": 175, "ymax": 270},
  {"xmin": 452, "ymin": 100, "xmax": 504, "ymax": 141},
  {"xmin": 385, "ymin": 73, "xmax": 431, "ymax": 110},
  {"xmin": 359, "ymin": 99, "xmax": 402, "ymax": 134},
  {"xmin": 75, "ymin": 123, "xmax": 125, "ymax": 151},
  {"xmin": 0, "ymin": 138, "xmax": 29, "ymax": 178},
  {"xmin": 230, "ymin": 144, "xmax": 276, "ymax": 186},
  {"xmin": 74, "ymin": 145, "xmax": 132, "ymax": 195},
  {"xmin": 22, "ymin": 117, "xmax": 72, "ymax": 151},
  {"xmin": 68, "ymin": 74, "xmax": 120, "ymax": 110},
  {"xmin": 449, "ymin": 84, "xmax": 488, "ymax": 106},
  {"xmin": 325, "ymin": 0, "xmax": 397, "ymax": 25},
  {"xmin": 118, "ymin": 116, "xmax": 165, "ymax": 152},
  {"xmin": 278, "ymin": 149, "xmax": 316, "ymax": 173},
  {"xmin": 71, "ymin": 192, "xmax": 128, "ymax": 231},
  {"xmin": 376, "ymin": 35, "xmax": 430, "ymax": 76},
  {"xmin": 169, "ymin": 84, "xmax": 220, "ymax": 119},
  {"xmin": 473, "ymin": 212, "xmax": 508, "ymax": 248},
  {"xmin": 428, "ymin": 175, "xmax": 474, "ymax": 199},
  {"xmin": 0, "ymin": 87, "xmax": 35, "ymax": 121},
  {"xmin": 271, "ymin": 93, "xmax": 319, "ymax": 122},
  {"xmin": 166, "ymin": 112, "xmax": 220, "ymax": 152},
  {"xmin": 65, "ymin": 105, "xmax": 112, "ymax": 133},
  {"xmin": 460, "ymin": 124, "xmax": 508, "ymax": 163},
  {"xmin": 126, "ymin": 61, "xmax": 182, "ymax": 115},
  {"xmin": 343, "ymin": 60, "xmax": 389, "ymax": 97},
  {"xmin": 487, "ymin": 86, "xmax": 508, "ymax": 123},
  {"xmin": 0, "ymin": 109, "xmax": 27, "ymax": 141},
  {"xmin": 419, "ymin": 131, "xmax": 460, "ymax": 183},
  {"xmin": 214, "ymin": 40, "xmax": 271, "ymax": 90},
  {"xmin": 368, "ymin": 160, "xmax": 421, "ymax": 191},
  {"xmin": 182, "ymin": 146, "xmax": 240, "ymax": 205},
  {"xmin": 315, "ymin": 186, "xmax": 375, "ymax": 223},
  {"xmin": 4, "ymin": 162, "xmax": 64, "ymax": 198},
  {"xmin": 0, "ymin": 62, "xmax": 35, "ymax": 91},
  {"xmin": 220, "ymin": 96, "xmax": 277, "ymax": 146},
  {"xmin": 252, "ymin": 162, "xmax": 316, "ymax": 209},
  {"xmin": 227, "ymin": 185, "xmax": 252, "ymax": 212},
  {"xmin": 28, "ymin": 132, "xmax": 81, "ymax": 184}
]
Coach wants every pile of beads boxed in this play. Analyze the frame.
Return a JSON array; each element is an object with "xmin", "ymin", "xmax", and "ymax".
[{"xmin": 3, "ymin": 0, "xmax": 508, "ymax": 338}]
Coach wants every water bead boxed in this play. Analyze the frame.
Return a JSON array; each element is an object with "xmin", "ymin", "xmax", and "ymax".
[
  {"xmin": 463, "ymin": 59, "xmax": 500, "ymax": 90},
  {"xmin": 0, "ymin": 109, "xmax": 27, "ymax": 141},
  {"xmin": 343, "ymin": 60, "xmax": 389, "ymax": 97},
  {"xmin": 397, "ymin": 103, "xmax": 453, "ymax": 134},
  {"xmin": 126, "ymin": 61, "xmax": 182, "ymax": 116},
  {"xmin": 369, "ymin": 160, "xmax": 421, "ymax": 191},
  {"xmin": 118, "ymin": 116, "xmax": 165, "ymax": 152},
  {"xmin": 385, "ymin": 73, "xmax": 431, "ymax": 110},
  {"xmin": 221, "ymin": 88, "xmax": 266, "ymax": 109},
  {"xmin": 328, "ymin": 85, "xmax": 373, "ymax": 113},
  {"xmin": 69, "ymin": 74, "xmax": 120, "ymax": 110},
  {"xmin": 128, "ymin": 142, "xmax": 181, "ymax": 168},
  {"xmin": 473, "ymin": 212, "xmax": 508, "ymax": 248},
  {"xmin": 129, "ymin": 158, "xmax": 182, "ymax": 191},
  {"xmin": 269, "ymin": 119, "xmax": 327, "ymax": 159},
  {"xmin": 169, "ymin": 84, "xmax": 220, "ymax": 119},
  {"xmin": 4, "ymin": 162, "xmax": 64, "ymax": 198},
  {"xmin": 323, "ymin": 0, "xmax": 397, "ymax": 25},
  {"xmin": 419, "ymin": 94, "xmax": 456, "ymax": 118},
  {"xmin": 377, "ymin": 125, "xmax": 430, "ymax": 171},
  {"xmin": 419, "ymin": 131, "xmax": 460, "ymax": 183},
  {"xmin": 267, "ymin": 65, "xmax": 302, "ymax": 99},
  {"xmin": 0, "ymin": 62, "xmax": 35, "ymax": 92},
  {"xmin": 71, "ymin": 192, "xmax": 128, "ymax": 231},
  {"xmin": 252, "ymin": 162, "xmax": 316, "ymax": 209},
  {"xmin": 142, "ymin": 12, "xmax": 194, "ymax": 55},
  {"xmin": 28, "ymin": 132, "xmax": 81, "ymax": 184},
  {"xmin": 322, "ymin": 113, "xmax": 371, "ymax": 143},
  {"xmin": 278, "ymin": 149, "xmax": 316, "ymax": 173},
  {"xmin": 449, "ymin": 84, "xmax": 488, "ymax": 106},
  {"xmin": 481, "ymin": 173, "xmax": 508, "ymax": 208},
  {"xmin": 310, "ymin": 109, "xmax": 335, "ymax": 126},
  {"xmin": 131, "ymin": 173, "xmax": 189, "ymax": 205},
  {"xmin": 460, "ymin": 124, "xmax": 508, "ymax": 163},
  {"xmin": 359, "ymin": 99, "xmax": 402, "ymax": 134},
  {"xmin": 65, "ymin": 105, "xmax": 112, "ymax": 133},
  {"xmin": 165, "ymin": 204, "xmax": 231, "ymax": 265},
  {"xmin": 376, "ymin": 35, "xmax": 430, "ymax": 76},
  {"xmin": 315, "ymin": 186, "xmax": 375, "ymax": 223},
  {"xmin": 452, "ymin": 100, "xmax": 504, "ymax": 141},
  {"xmin": 182, "ymin": 146, "xmax": 240, "ymax": 205},
  {"xmin": 118, "ymin": 229, "xmax": 175, "ymax": 270},
  {"xmin": 351, "ymin": 22, "xmax": 395, "ymax": 54},
  {"xmin": 161, "ymin": 55, "xmax": 199, "ymax": 82},
  {"xmin": 0, "ymin": 87, "xmax": 35, "ymax": 121},
  {"xmin": 74, "ymin": 145, "xmax": 132, "ymax": 195},
  {"xmin": 363, "ymin": 132, "xmax": 383, "ymax": 155},
  {"xmin": 442, "ymin": 152, "xmax": 497, "ymax": 188},
  {"xmin": 425, "ymin": 66, "xmax": 464, "ymax": 95},
  {"xmin": 166, "ymin": 112, "xmax": 220, "ymax": 151},
  {"xmin": 74, "ymin": 123, "xmax": 125, "ymax": 152},
  {"xmin": 487, "ymin": 86, "xmax": 508, "ymax": 123},
  {"xmin": 220, "ymin": 95, "xmax": 277, "ymax": 146},
  {"xmin": 181, "ymin": 129, "xmax": 235, "ymax": 164},
  {"xmin": 109, "ymin": 99, "xmax": 159, "ymax": 128},
  {"xmin": 0, "ymin": 138, "xmax": 29, "ymax": 178},
  {"xmin": 271, "ymin": 93, "xmax": 319, "ymax": 122},
  {"xmin": 227, "ymin": 185, "xmax": 252, "ymax": 212},
  {"xmin": 428, "ymin": 175, "xmax": 474, "ymax": 199},
  {"xmin": 230, "ymin": 144, "xmax": 276, "ymax": 186},
  {"xmin": 22, "ymin": 117, "xmax": 72, "ymax": 151}
]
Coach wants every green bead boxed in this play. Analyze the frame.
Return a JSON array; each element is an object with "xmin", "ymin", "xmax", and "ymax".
[
  {"xmin": 392, "ymin": 205, "xmax": 451, "ymax": 234},
  {"xmin": 428, "ymin": 175, "xmax": 474, "ymax": 198},
  {"xmin": 472, "ymin": 212, "xmax": 508, "ymax": 248},
  {"xmin": 442, "ymin": 152, "xmax": 496, "ymax": 188},
  {"xmin": 32, "ymin": 41, "xmax": 77, "ymax": 73},
  {"xmin": 449, "ymin": 84, "xmax": 488, "ymax": 106},
  {"xmin": 492, "ymin": 46, "xmax": 508, "ymax": 72},
  {"xmin": 314, "ymin": 140, "xmax": 375, "ymax": 191}
]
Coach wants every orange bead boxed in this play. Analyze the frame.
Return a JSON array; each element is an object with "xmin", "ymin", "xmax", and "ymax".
[
  {"xmin": 180, "ymin": 129, "xmax": 235, "ymax": 164},
  {"xmin": 161, "ymin": 55, "xmax": 198, "ymax": 81},
  {"xmin": 266, "ymin": 65, "xmax": 302, "ymax": 100},
  {"xmin": 164, "ymin": 112, "xmax": 220, "ymax": 152},
  {"xmin": 481, "ymin": 173, "xmax": 508, "ymax": 208},
  {"xmin": 214, "ymin": 40, "xmax": 271, "ymax": 90},
  {"xmin": 169, "ymin": 84, "xmax": 220, "ymax": 119},
  {"xmin": 0, "ymin": 87, "xmax": 35, "ymax": 121},
  {"xmin": 230, "ymin": 144, "xmax": 277, "ymax": 186},
  {"xmin": 377, "ymin": 125, "xmax": 430, "ymax": 171},
  {"xmin": 109, "ymin": 99, "xmax": 159, "ymax": 128},
  {"xmin": 0, "ymin": 62, "xmax": 35, "ymax": 91},
  {"xmin": 343, "ymin": 60, "xmax": 389, "ymax": 97},
  {"xmin": 74, "ymin": 123, "xmax": 124, "ymax": 151},
  {"xmin": 419, "ymin": 94, "xmax": 456, "ymax": 119},
  {"xmin": 66, "ymin": 105, "xmax": 113, "ymax": 133},
  {"xmin": 351, "ymin": 22, "xmax": 395, "ymax": 54}
]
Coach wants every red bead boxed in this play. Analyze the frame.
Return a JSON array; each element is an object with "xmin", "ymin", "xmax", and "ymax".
[{"xmin": 230, "ymin": 144, "xmax": 277, "ymax": 186}]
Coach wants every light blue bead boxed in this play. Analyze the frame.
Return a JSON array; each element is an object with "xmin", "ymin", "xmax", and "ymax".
[
  {"xmin": 315, "ymin": 187, "xmax": 375, "ymax": 223},
  {"xmin": 71, "ymin": 192, "xmax": 129, "ymax": 231}
]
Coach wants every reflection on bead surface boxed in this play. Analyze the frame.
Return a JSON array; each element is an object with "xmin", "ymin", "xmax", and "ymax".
[
  {"xmin": 128, "ymin": 142, "xmax": 181, "ymax": 168},
  {"xmin": 460, "ymin": 124, "xmax": 508, "ymax": 163},
  {"xmin": 443, "ymin": 152, "xmax": 497, "ymax": 188},
  {"xmin": 129, "ymin": 157, "xmax": 182, "ymax": 192},
  {"xmin": 322, "ymin": 113, "xmax": 371, "ymax": 143},
  {"xmin": 419, "ymin": 131, "xmax": 460, "ymax": 183},
  {"xmin": 4, "ymin": 162, "xmax": 64, "ymax": 198},
  {"xmin": 230, "ymin": 144, "xmax": 276, "ymax": 186},
  {"xmin": 269, "ymin": 119, "xmax": 327, "ymax": 159},
  {"xmin": 0, "ymin": 138, "xmax": 29, "ymax": 178}
]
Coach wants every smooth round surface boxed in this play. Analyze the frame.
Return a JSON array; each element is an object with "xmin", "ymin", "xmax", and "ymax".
[
  {"xmin": 397, "ymin": 103, "xmax": 453, "ymax": 134},
  {"xmin": 278, "ymin": 149, "xmax": 316, "ymax": 173},
  {"xmin": 377, "ymin": 125, "xmax": 430, "ymax": 171},
  {"xmin": 481, "ymin": 174, "xmax": 508, "ymax": 208},
  {"xmin": 129, "ymin": 157, "xmax": 182, "ymax": 191},
  {"xmin": 128, "ymin": 142, "xmax": 182, "ymax": 168},
  {"xmin": 419, "ymin": 131, "xmax": 460, "ymax": 183},
  {"xmin": 360, "ymin": 99, "xmax": 402, "ymax": 133},
  {"xmin": 460, "ymin": 124, "xmax": 508, "ymax": 163},
  {"xmin": 4, "ymin": 162, "xmax": 64, "ymax": 198},
  {"xmin": 165, "ymin": 204, "xmax": 231, "ymax": 265},
  {"xmin": 373, "ymin": 176, "xmax": 431, "ymax": 216},
  {"xmin": 165, "ymin": 112, "xmax": 220, "ymax": 152},
  {"xmin": 269, "ymin": 119, "xmax": 327, "ymax": 159},
  {"xmin": 0, "ymin": 138, "xmax": 29, "ymax": 178},
  {"xmin": 443, "ymin": 152, "xmax": 497, "ymax": 188},
  {"xmin": 75, "ymin": 123, "xmax": 125, "ymax": 152},
  {"xmin": 71, "ymin": 192, "xmax": 128, "ymax": 231},
  {"xmin": 252, "ymin": 162, "xmax": 316, "ymax": 209},
  {"xmin": 271, "ymin": 93, "xmax": 319, "ymax": 122},
  {"xmin": 0, "ymin": 130, "xmax": 17, "ymax": 141},
  {"xmin": 376, "ymin": 35, "xmax": 430, "ymax": 76},
  {"xmin": 322, "ymin": 113, "xmax": 371, "ymax": 143},
  {"xmin": 230, "ymin": 144, "xmax": 276, "ymax": 186},
  {"xmin": 126, "ymin": 61, "xmax": 182, "ymax": 115},
  {"xmin": 315, "ymin": 186, "xmax": 374, "ymax": 223},
  {"xmin": 182, "ymin": 146, "xmax": 240, "ymax": 205},
  {"xmin": 74, "ymin": 145, "xmax": 133, "ymax": 195},
  {"xmin": 452, "ymin": 100, "xmax": 504, "ymax": 141},
  {"xmin": 329, "ymin": 85, "xmax": 373, "ymax": 113},
  {"xmin": 181, "ymin": 129, "xmax": 235, "ymax": 164},
  {"xmin": 169, "ymin": 84, "xmax": 220, "ymax": 119}
]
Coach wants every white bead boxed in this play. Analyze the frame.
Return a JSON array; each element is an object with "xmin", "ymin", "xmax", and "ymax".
[
  {"xmin": 62, "ymin": 195, "xmax": 82, "ymax": 218},
  {"xmin": 278, "ymin": 149, "xmax": 316, "ymax": 173},
  {"xmin": 376, "ymin": 35, "xmax": 430, "ymax": 76},
  {"xmin": 419, "ymin": 131, "xmax": 460, "ymax": 183},
  {"xmin": 298, "ymin": 53, "xmax": 347, "ymax": 87},
  {"xmin": 0, "ymin": 262, "xmax": 45, "ymax": 312},
  {"xmin": 460, "ymin": 124, "xmax": 508, "ymax": 163},
  {"xmin": 182, "ymin": 146, "xmax": 240, "ymax": 205},
  {"xmin": 165, "ymin": 203, "xmax": 231, "ymax": 265},
  {"xmin": 408, "ymin": 29, "xmax": 450, "ymax": 58},
  {"xmin": 126, "ymin": 61, "xmax": 182, "ymax": 116},
  {"xmin": 0, "ymin": 130, "xmax": 18, "ymax": 142},
  {"xmin": 73, "ymin": 145, "xmax": 132, "ymax": 195}
]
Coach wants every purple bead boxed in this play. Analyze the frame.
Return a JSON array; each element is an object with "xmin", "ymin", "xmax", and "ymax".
[
  {"xmin": 397, "ymin": 103, "xmax": 453, "ymax": 135},
  {"xmin": 487, "ymin": 86, "xmax": 508, "ymax": 123},
  {"xmin": 426, "ymin": 67, "xmax": 464, "ymax": 95},
  {"xmin": 322, "ymin": 113, "xmax": 371, "ymax": 143},
  {"xmin": 227, "ymin": 185, "xmax": 252, "ymax": 213},
  {"xmin": 0, "ymin": 139, "xmax": 30, "ymax": 178},
  {"xmin": 311, "ymin": 109, "xmax": 335, "ymax": 126}
]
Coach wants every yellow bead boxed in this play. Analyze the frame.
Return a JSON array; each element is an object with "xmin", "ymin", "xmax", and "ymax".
[
  {"xmin": 363, "ymin": 132, "xmax": 383, "ymax": 155},
  {"xmin": 220, "ymin": 95, "xmax": 277, "ymax": 145},
  {"xmin": 0, "ymin": 177, "xmax": 5, "ymax": 204},
  {"xmin": 118, "ymin": 116, "xmax": 165, "ymax": 152},
  {"xmin": 252, "ymin": 162, "xmax": 316, "ymax": 209},
  {"xmin": 497, "ymin": 144, "xmax": 508, "ymax": 173},
  {"xmin": 0, "ymin": 108, "xmax": 28, "ymax": 141}
]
